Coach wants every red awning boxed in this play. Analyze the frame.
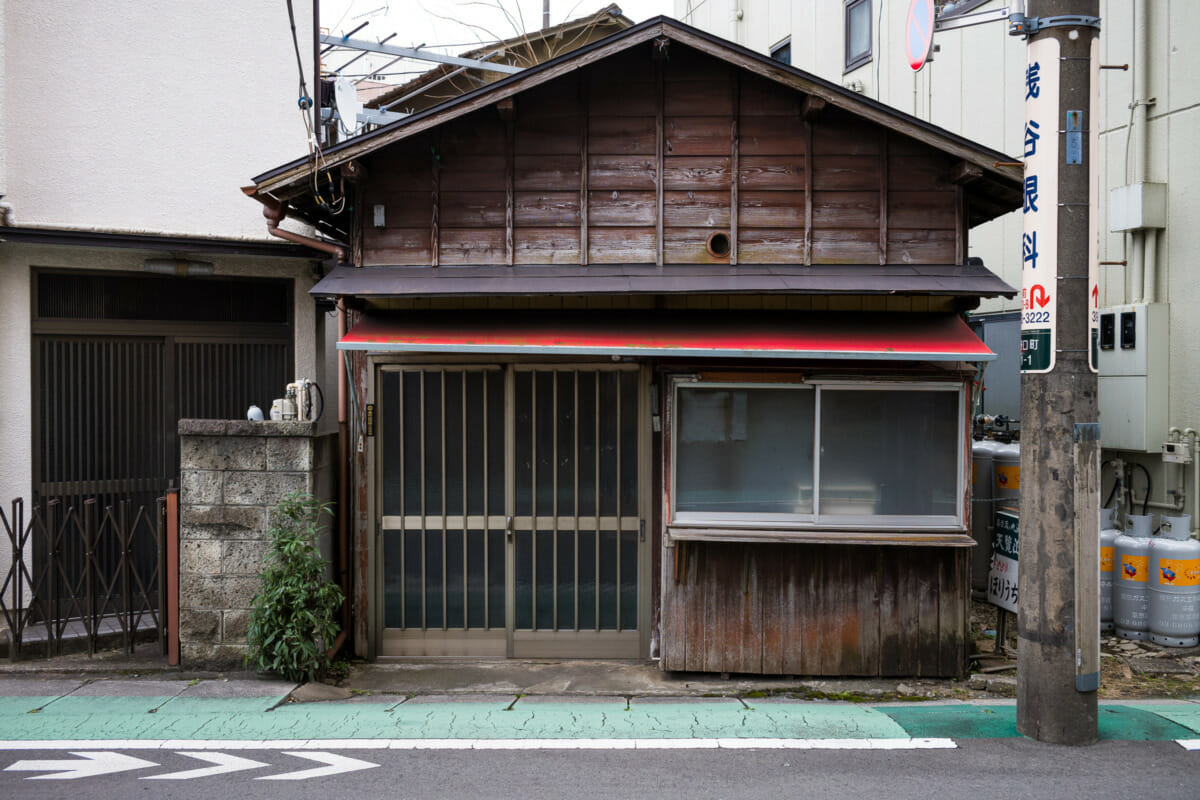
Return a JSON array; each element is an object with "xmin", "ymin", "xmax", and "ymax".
[{"xmin": 338, "ymin": 311, "xmax": 994, "ymax": 362}]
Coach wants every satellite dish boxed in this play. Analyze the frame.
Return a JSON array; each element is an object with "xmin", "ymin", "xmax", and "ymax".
[{"xmin": 333, "ymin": 77, "xmax": 363, "ymax": 136}]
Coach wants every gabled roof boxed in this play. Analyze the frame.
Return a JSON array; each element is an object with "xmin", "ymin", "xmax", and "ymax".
[
  {"xmin": 365, "ymin": 4, "xmax": 633, "ymax": 114},
  {"xmin": 251, "ymin": 16, "xmax": 1021, "ymax": 224}
]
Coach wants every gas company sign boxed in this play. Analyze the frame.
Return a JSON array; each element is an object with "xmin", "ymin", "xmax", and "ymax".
[{"xmin": 1020, "ymin": 37, "xmax": 1060, "ymax": 373}]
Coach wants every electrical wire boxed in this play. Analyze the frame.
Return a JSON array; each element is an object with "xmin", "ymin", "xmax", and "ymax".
[
  {"xmin": 1131, "ymin": 462, "xmax": 1152, "ymax": 516},
  {"xmin": 285, "ymin": 0, "xmax": 313, "ymax": 108}
]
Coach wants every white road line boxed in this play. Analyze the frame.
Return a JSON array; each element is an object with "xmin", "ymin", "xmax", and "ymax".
[
  {"xmin": 0, "ymin": 738, "xmax": 958, "ymax": 751},
  {"xmin": 143, "ymin": 752, "xmax": 270, "ymax": 780},
  {"xmin": 4, "ymin": 752, "xmax": 159, "ymax": 780},
  {"xmin": 1178, "ymin": 739, "xmax": 1200, "ymax": 751},
  {"xmin": 256, "ymin": 752, "xmax": 379, "ymax": 781}
]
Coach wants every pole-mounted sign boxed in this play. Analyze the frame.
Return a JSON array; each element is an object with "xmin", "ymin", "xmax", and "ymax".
[
  {"xmin": 1019, "ymin": 36, "xmax": 1060, "ymax": 373},
  {"xmin": 906, "ymin": 0, "xmax": 936, "ymax": 71}
]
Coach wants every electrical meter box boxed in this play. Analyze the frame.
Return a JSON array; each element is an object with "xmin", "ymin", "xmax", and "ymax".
[{"xmin": 1097, "ymin": 302, "xmax": 1168, "ymax": 452}]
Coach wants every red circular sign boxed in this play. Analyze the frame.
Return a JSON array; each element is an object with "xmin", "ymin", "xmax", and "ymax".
[{"xmin": 906, "ymin": 0, "xmax": 935, "ymax": 72}]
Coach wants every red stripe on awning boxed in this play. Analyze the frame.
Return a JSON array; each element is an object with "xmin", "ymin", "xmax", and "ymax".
[{"xmin": 338, "ymin": 311, "xmax": 995, "ymax": 362}]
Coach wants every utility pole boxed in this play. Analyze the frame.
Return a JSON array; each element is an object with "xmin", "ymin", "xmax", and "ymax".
[{"xmin": 1014, "ymin": 0, "xmax": 1101, "ymax": 744}]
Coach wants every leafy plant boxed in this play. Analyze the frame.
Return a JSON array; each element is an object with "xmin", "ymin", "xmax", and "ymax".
[{"xmin": 245, "ymin": 492, "xmax": 343, "ymax": 682}]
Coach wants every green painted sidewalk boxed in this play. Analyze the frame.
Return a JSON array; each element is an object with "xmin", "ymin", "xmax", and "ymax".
[{"xmin": 1, "ymin": 694, "xmax": 1198, "ymax": 743}]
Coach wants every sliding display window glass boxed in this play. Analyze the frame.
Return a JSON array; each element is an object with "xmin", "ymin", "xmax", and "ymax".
[
  {"xmin": 844, "ymin": 0, "xmax": 872, "ymax": 72},
  {"xmin": 672, "ymin": 381, "xmax": 962, "ymax": 530}
]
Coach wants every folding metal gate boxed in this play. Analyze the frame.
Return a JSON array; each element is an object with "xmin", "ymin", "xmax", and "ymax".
[{"xmin": 377, "ymin": 364, "xmax": 646, "ymax": 658}]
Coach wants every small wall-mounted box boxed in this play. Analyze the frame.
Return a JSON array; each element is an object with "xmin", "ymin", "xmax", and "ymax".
[
  {"xmin": 1109, "ymin": 182, "xmax": 1167, "ymax": 232},
  {"xmin": 1163, "ymin": 441, "xmax": 1192, "ymax": 465},
  {"xmin": 1098, "ymin": 302, "xmax": 1168, "ymax": 452}
]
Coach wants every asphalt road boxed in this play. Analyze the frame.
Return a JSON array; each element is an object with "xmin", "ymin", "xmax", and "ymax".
[{"xmin": 2, "ymin": 740, "xmax": 1196, "ymax": 799}]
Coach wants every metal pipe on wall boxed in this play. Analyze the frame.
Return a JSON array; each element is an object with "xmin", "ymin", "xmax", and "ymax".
[{"xmin": 337, "ymin": 300, "xmax": 351, "ymax": 640}]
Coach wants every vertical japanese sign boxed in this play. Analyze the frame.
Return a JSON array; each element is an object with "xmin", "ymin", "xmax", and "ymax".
[
  {"xmin": 1088, "ymin": 37, "xmax": 1100, "ymax": 373},
  {"xmin": 989, "ymin": 510, "xmax": 1020, "ymax": 613},
  {"xmin": 1020, "ymin": 37, "xmax": 1060, "ymax": 373}
]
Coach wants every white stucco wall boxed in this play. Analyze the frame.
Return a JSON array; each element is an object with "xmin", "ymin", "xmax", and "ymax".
[{"xmin": 1, "ymin": 1, "xmax": 314, "ymax": 238}]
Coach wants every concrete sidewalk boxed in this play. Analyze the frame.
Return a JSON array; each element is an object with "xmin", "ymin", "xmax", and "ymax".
[{"xmin": 0, "ymin": 673, "xmax": 1198, "ymax": 745}]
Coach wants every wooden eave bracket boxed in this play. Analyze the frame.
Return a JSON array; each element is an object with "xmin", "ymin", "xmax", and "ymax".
[
  {"xmin": 801, "ymin": 95, "xmax": 826, "ymax": 122},
  {"xmin": 950, "ymin": 160, "xmax": 984, "ymax": 185}
]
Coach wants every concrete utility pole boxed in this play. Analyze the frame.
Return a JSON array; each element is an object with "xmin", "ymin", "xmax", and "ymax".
[{"xmin": 1015, "ymin": 0, "xmax": 1101, "ymax": 745}]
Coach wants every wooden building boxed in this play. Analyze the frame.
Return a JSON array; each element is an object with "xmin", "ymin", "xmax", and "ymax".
[{"xmin": 247, "ymin": 18, "xmax": 1021, "ymax": 676}]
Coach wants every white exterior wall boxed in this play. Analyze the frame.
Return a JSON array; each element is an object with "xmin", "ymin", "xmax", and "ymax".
[
  {"xmin": 1, "ymin": 1, "xmax": 313, "ymax": 237},
  {"xmin": 676, "ymin": 0, "xmax": 1200, "ymax": 518}
]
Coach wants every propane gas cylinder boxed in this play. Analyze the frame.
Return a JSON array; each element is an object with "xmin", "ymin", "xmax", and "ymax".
[
  {"xmin": 971, "ymin": 439, "xmax": 1002, "ymax": 593},
  {"xmin": 993, "ymin": 442, "xmax": 1020, "ymax": 511},
  {"xmin": 1114, "ymin": 514, "xmax": 1154, "ymax": 640},
  {"xmin": 1149, "ymin": 514, "xmax": 1200, "ymax": 647},
  {"xmin": 1100, "ymin": 507, "xmax": 1119, "ymax": 633}
]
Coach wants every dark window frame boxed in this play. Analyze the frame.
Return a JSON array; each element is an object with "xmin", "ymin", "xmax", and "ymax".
[
  {"xmin": 844, "ymin": 0, "xmax": 873, "ymax": 73},
  {"xmin": 770, "ymin": 37, "xmax": 791, "ymax": 65}
]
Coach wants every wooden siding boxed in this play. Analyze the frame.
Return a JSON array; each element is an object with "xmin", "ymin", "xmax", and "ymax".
[
  {"xmin": 359, "ymin": 43, "xmax": 963, "ymax": 268},
  {"xmin": 660, "ymin": 541, "xmax": 969, "ymax": 677}
]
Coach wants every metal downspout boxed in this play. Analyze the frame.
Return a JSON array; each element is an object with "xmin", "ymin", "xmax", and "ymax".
[{"xmin": 336, "ymin": 299, "xmax": 351, "ymax": 649}]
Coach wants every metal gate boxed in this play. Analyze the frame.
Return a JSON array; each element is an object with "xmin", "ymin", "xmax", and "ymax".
[{"xmin": 378, "ymin": 364, "xmax": 646, "ymax": 658}]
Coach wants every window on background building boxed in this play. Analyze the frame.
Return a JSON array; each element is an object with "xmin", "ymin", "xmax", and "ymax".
[
  {"xmin": 770, "ymin": 37, "xmax": 791, "ymax": 65},
  {"xmin": 671, "ymin": 381, "xmax": 963, "ymax": 531},
  {"xmin": 845, "ymin": 0, "xmax": 872, "ymax": 72}
]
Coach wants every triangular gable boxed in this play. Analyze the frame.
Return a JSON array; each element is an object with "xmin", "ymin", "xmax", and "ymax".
[{"xmin": 250, "ymin": 16, "xmax": 1021, "ymax": 221}]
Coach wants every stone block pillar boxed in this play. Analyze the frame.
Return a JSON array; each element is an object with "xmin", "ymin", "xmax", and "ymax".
[{"xmin": 177, "ymin": 420, "xmax": 336, "ymax": 665}]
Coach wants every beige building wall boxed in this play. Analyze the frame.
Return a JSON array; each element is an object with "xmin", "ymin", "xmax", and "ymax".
[{"xmin": 676, "ymin": 0, "xmax": 1200, "ymax": 519}]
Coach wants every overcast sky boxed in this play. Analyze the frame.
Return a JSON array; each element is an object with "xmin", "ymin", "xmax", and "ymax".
[{"xmin": 320, "ymin": 0, "xmax": 674, "ymax": 81}]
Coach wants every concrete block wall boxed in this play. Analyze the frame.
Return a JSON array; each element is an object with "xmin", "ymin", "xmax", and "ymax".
[{"xmin": 178, "ymin": 420, "xmax": 336, "ymax": 666}]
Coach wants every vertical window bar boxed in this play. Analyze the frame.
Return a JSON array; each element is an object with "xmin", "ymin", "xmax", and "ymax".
[
  {"xmin": 573, "ymin": 370, "xmax": 580, "ymax": 632},
  {"xmin": 462, "ymin": 369, "xmax": 468, "ymax": 629},
  {"xmin": 813, "ymin": 386, "xmax": 822, "ymax": 518},
  {"xmin": 482, "ymin": 370, "xmax": 489, "ymax": 630},
  {"xmin": 615, "ymin": 370, "xmax": 622, "ymax": 631},
  {"xmin": 594, "ymin": 371, "xmax": 600, "ymax": 632},
  {"xmin": 531, "ymin": 370, "xmax": 538, "ymax": 630},
  {"xmin": 552, "ymin": 370, "xmax": 558, "ymax": 632},
  {"xmin": 441, "ymin": 369, "xmax": 448, "ymax": 632},
  {"xmin": 419, "ymin": 370, "xmax": 427, "ymax": 631},
  {"xmin": 398, "ymin": 369, "xmax": 406, "ymax": 628}
]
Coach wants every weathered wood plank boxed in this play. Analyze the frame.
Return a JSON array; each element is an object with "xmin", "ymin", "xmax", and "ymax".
[
  {"xmin": 439, "ymin": 190, "xmax": 506, "ymax": 227},
  {"xmin": 888, "ymin": 190, "xmax": 958, "ymax": 229},
  {"xmin": 738, "ymin": 156, "xmax": 805, "ymax": 190},
  {"xmin": 879, "ymin": 130, "xmax": 888, "ymax": 266},
  {"xmin": 590, "ymin": 190, "xmax": 657, "ymax": 226},
  {"xmin": 811, "ymin": 155, "xmax": 879, "ymax": 191},
  {"xmin": 514, "ymin": 114, "xmax": 582, "ymax": 155},
  {"xmin": 589, "ymin": 155, "xmax": 658, "ymax": 191},
  {"xmin": 656, "ymin": 61, "xmax": 664, "ymax": 267},
  {"xmin": 889, "ymin": 156, "xmax": 957, "ymax": 192},
  {"xmin": 589, "ymin": 66, "xmax": 656, "ymax": 116},
  {"xmin": 580, "ymin": 76, "xmax": 589, "ymax": 266},
  {"xmin": 812, "ymin": 118, "xmax": 882, "ymax": 156},
  {"xmin": 361, "ymin": 190, "xmax": 432, "ymax": 228},
  {"xmin": 739, "ymin": 114, "xmax": 806, "ymax": 155},
  {"xmin": 589, "ymin": 115, "xmax": 657, "ymax": 155},
  {"xmin": 761, "ymin": 546, "xmax": 784, "ymax": 675},
  {"xmin": 915, "ymin": 552, "xmax": 940, "ymax": 677},
  {"xmin": 737, "ymin": 228, "xmax": 805, "ymax": 263},
  {"xmin": 663, "ymin": 190, "xmax": 731, "ymax": 227},
  {"xmin": 663, "ymin": 156, "xmax": 731, "ymax": 190},
  {"xmin": 587, "ymin": 227, "xmax": 657, "ymax": 263},
  {"xmin": 514, "ymin": 192, "xmax": 580, "ymax": 227},
  {"xmin": 738, "ymin": 75, "xmax": 800, "ymax": 115},
  {"xmin": 886, "ymin": 228, "xmax": 957, "ymax": 264},
  {"xmin": 439, "ymin": 115, "xmax": 506, "ymax": 156},
  {"xmin": 664, "ymin": 80, "xmax": 734, "ymax": 117},
  {"xmin": 515, "ymin": 155, "xmax": 582, "ymax": 191},
  {"xmin": 664, "ymin": 116, "xmax": 732, "ymax": 156},
  {"xmin": 804, "ymin": 122, "xmax": 813, "ymax": 265},
  {"xmin": 810, "ymin": 228, "xmax": 882, "ymax": 264},
  {"xmin": 738, "ymin": 190, "xmax": 804, "ymax": 227},
  {"xmin": 811, "ymin": 191, "xmax": 880, "ymax": 229},
  {"xmin": 683, "ymin": 544, "xmax": 705, "ymax": 671},
  {"xmin": 513, "ymin": 228, "xmax": 581, "ymax": 264},
  {"xmin": 664, "ymin": 227, "xmax": 733, "ymax": 264},
  {"xmin": 440, "ymin": 155, "xmax": 507, "ymax": 191},
  {"xmin": 730, "ymin": 74, "xmax": 739, "ymax": 266},
  {"xmin": 362, "ymin": 232, "xmax": 433, "ymax": 265},
  {"xmin": 438, "ymin": 228, "xmax": 506, "ymax": 265}
]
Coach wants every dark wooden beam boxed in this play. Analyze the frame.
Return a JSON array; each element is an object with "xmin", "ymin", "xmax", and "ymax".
[
  {"xmin": 730, "ymin": 70, "xmax": 740, "ymax": 266},
  {"xmin": 801, "ymin": 95, "xmax": 826, "ymax": 122},
  {"xmin": 950, "ymin": 160, "xmax": 984, "ymax": 184},
  {"xmin": 496, "ymin": 97, "xmax": 515, "ymax": 121}
]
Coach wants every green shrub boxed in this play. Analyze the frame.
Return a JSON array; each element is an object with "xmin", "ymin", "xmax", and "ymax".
[{"xmin": 245, "ymin": 492, "xmax": 344, "ymax": 682}]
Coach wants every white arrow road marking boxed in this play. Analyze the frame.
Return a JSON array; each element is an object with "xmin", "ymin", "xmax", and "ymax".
[
  {"xmin": 257, "ymin": 751, "xmax": 379, "ymax": 781},
  {"xmin": 143, "ymin": 752, "xmax": 271, "ymax": 780},
  {"xmin": 4, "ymin": 752, "xmax": 159, "ymax": 780}
]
